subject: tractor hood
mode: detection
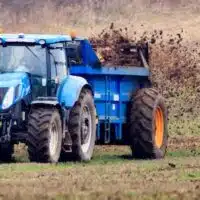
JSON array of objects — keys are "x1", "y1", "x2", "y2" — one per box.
[{"x1": 0, "y1": 72, "x2": 31, "y2": 110}]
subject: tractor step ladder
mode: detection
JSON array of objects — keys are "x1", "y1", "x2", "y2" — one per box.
[{"x1": 104, "y1": 75, "x2": 111, "y2": 143}]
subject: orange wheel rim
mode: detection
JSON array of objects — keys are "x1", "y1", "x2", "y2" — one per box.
[{"x1": 155, "y1": 107, "x2": 164, "y2": 148}]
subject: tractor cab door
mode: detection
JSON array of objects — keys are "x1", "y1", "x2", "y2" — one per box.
[
  {"x1": 49, "y1": 43, "x2": 67, "y2": 96},
  {"x1": 30, "y1": 74, "x2": 47, "y2": 99}
]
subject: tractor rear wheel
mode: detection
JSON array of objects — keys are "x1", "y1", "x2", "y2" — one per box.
[
  {"x1": 67, "y1": 89, "x2": 96, "y2": 161},
  {"x1": 0, "y1": 143, "x2": 14, "y2": 162},
  {"x1": 27, "y1": 108, "x2": 62, "y2": 163},
  {"x1": 128, "y1": 88, "x2": 168, "y2": 159}
]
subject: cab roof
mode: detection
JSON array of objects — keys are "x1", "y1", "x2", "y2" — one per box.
[{"x1": 0, "y1": 33, "x2": 85, "y2": 44}]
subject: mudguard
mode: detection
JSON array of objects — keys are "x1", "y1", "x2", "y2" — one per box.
[{"x1": 57, "y1": 75, "x2": 92, "y2": 108}]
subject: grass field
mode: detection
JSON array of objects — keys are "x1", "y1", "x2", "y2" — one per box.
[{"x1": 0, "y1": 137, "x2": 197, "y2": 200}]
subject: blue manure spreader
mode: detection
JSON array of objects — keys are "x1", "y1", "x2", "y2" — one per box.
[{"x1": 0, "y1": 32, "x2": 168, "y2": 163}]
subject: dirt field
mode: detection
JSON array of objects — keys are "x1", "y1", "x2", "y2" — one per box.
[
  {"x1": 0, "y1": 1, "x2": 200, "y2": 199},
  {"x1": 0, "y1": 137, "x2": 197, "y2": 200}
]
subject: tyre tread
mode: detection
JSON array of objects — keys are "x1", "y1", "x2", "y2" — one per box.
[{"x1": 129, "y1": 88, "x2": 168, "y2": 159}]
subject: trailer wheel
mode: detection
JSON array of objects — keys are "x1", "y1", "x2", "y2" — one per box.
[
  {"x1": 68, "y1": 89, "x2": 96, "y2": 161},
  {"x1": 27, "y1": 108, "x2": 62, "y2": 163},
  {"x1": 129, "y1": 88, "x2": 168, "y2": 159},
  {"x1": 0, "y1": 143, "x2": 14, "y2": 162}
]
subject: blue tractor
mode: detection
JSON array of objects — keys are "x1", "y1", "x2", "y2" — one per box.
[{"x1": 0, "y1": 33, "x2": 168, "y2": 163}]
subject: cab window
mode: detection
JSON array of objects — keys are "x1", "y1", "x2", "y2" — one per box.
[
  {"x1": 49, "y1": 43, "x2": 67, "y2": 82},
  {"x1": 66, "y1": 41, "x2": 82, "y2": 65},
  {"x1": 0, "y1": 44, "x2": 46, "y2": 76}
]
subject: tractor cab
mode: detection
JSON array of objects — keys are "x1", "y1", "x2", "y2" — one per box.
[{"x1": 0, "y1": 34, "x2": 69, "y2": 102}]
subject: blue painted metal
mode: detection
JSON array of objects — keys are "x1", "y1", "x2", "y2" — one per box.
[
  {"x1": 56, "y1": 75, "x2": 90, "y2": 108},
  {"x1": 79, "y1": 40, "x2": 101, "y2": 67},
  {"x1": 70, "y1": 65, "x2": 150, "y2": 76},
  {"x1": 0, "y1": 34, "x2": 73, "y2": 45},
  {"x1": 0, "y1": 72, "x2": 31, "y2": 110},
  {"x1": 67, "y1": 40, "x2": 150, "y2": 143},
  {"x1": 70, "y1": 65, "x2": 150, "y2": 143},
  {"x1": 0, "y1": 71, "x2": 88, "y2": 112}
]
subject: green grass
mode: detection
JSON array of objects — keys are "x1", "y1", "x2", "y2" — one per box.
[
  {"x1": 182, "y1": 172, "x2": 200, "y2": 181},
  {"x1": 167, "y1": 149, "x2": 200, "y2": 157},
  {"x1": 0, "y1": 137, "x2": 198, "y2": 200},
  {"x1": 1, "y1": 143, "x2": 199, "y2": 171},
  {"x1": 11, "y1": 142, "x2": 200, "y2": 167},
  {"x1": 0, "y1": 143, "x2": 199, "y2": 200}
]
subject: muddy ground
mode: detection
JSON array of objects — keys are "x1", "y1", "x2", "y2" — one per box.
[
  {"x1": 0, "y1": 136, "x2": 197, "y2": 200},
  {"x1": 0, "y1": 158, "x2": 199, "y2": 200}
]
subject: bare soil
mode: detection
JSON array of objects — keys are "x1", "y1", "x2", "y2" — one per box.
[
  {"x1": 169, "y1": 136, "x2": 200, "y2": 152},
  {"x1": 0, "y1": 136, "x2": 199, "y2": 200}
]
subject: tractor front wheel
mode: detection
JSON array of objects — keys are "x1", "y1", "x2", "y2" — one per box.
[
  {"x1": 27, "y1": 108, "x2": 62, "y2": 163},
  {"x1": 129, "y1": 88, "x2": 168, "y2": 159}
]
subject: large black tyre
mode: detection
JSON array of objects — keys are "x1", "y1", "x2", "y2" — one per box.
[
  {"x1": 27, "y1": 108, "x2": 62, "y2": 163},
  {"x1": 67, "y1": 89, "x2": 96, "y2": 161},
  {"x1": 0, "y1": 143, "x2": 14, "y2": 162},
  {"x1": 129, "y1": 88, "x2": 168, "y2": 159}
]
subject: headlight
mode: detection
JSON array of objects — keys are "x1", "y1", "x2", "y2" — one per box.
[
  {"x1": 2, "y1": 87, "x2": 15, "y2": 110},
  {"x1": 39, "y1": 39, "x2": 46, "y2": 45}
]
